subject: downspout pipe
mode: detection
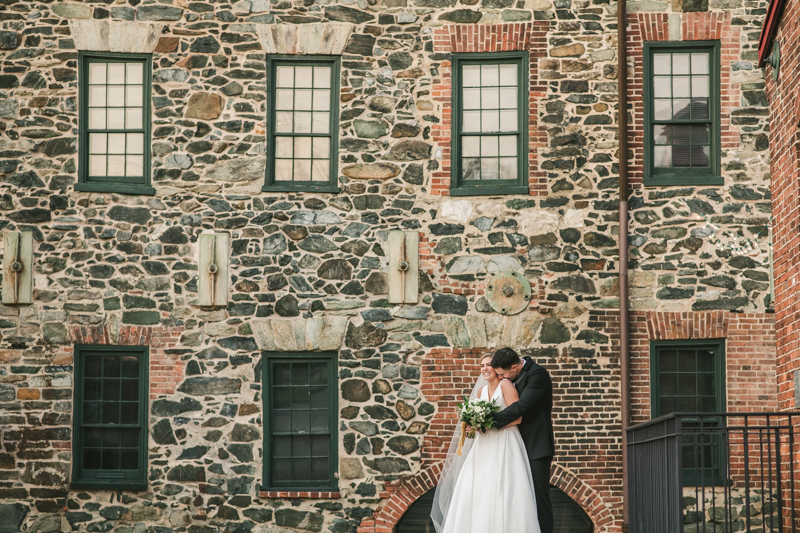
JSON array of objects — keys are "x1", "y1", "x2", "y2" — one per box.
[{"x1": 617, "y1": 0, "x2": 631, "y2": 529}]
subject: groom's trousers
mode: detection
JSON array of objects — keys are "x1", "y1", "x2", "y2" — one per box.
[{"x1": 530, "y1": 457, "x2": 554, "y2": 533}]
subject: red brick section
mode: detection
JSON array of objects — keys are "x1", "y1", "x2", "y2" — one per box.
[
  {"x1": 626, "y1": 12, "x2": 742, "y2": 187},
  {"x1": 628, "y1": 311, "x2": 778, "y2": 423},
  {"x1": 429, "y1": 22, "x2": 551, "y2": 196},
  {"x1": 69, "y1": 325, "x2": 185, "y2": 399},
  {"x1": 259, "y1": 491, "x2": 340, "y2": 499},
  {"x1": 359, "y1": 337, "x2": 626, "y2": 532}
]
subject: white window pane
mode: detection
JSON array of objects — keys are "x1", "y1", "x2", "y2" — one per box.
[
  {"x1": 108, "y1": 108, "x2": 125, "y2": 129},
  {"x1": 311, "y1": 112, "x2": 328, "y2": 134},
  {"x1": 125, "y1": 108, "x2": 142, "y2": 129},
  {"x1": 90, "y1": 133, "x2": 107, "y2": 154},
  {"x1": 275, "y1": 159, "x2": 293, "y2": 181},
  {"x1": 481, "y1": 110, "x2": 499, "y2": 132},
  {"x1": 89, "y1": 155, "x2": 106, "y2": 176},
  {"x1": 654, "y1": 146, "x2": 672, "y2": 168},
  {"x1": 653, "y1": 100, "x2": 671, "y2": 120},
  {"x1": 691, "y1": 53, "x2": 708, "y2": 74},
  {"x1": 127, "y1": 133, "x2": 144, "y2": 155},
  {"x1": 294, "y1": 159, "x2": 311, "y2": 181},
  {"x1": 107, "y1": 85, "x2": 125, "y2": 105},
  {"x1": 499, "y1": 87, "x2": 517, "y2": 109},
  {"x1": 89, "y1": 108, "x2": 106, "y2": 129},
  {"x1": 462, "y1": 65, "x2": 480, "y2": 87},
  {"x1": 499, "y1": 64, "x2": 517, "y2": 85},
  {"x1": 463, "y1": 88, "x2": 480, "y2": 109},
  {"x1": 653, "y1": 125, "x2": 671, "y2": 145},
  {"x1": 499, "y1": 157, "x2": 517, "y2": 180},
  {"x1": 277, "y1": 66, "x2": 294, "y2": 88},
  {"x1": 481, "y1": 64, "x2": 499, "y2": 86},
  {"x1": 312, "y1": 137, "x2": 330, "y2": 159},
  {"x1": 692, "y1": 76, "x2": 709, "y2": 98},
  {"x1": 107, "y1": 155, "x2": 126, "y2": 176},
  {"x1": 275, "y1": 137, "x2": 293, "y2": 157},
  {"x1": 673, "y1": 54, "x2": 690, "y2": 74},
  {"x1": 653, "y1": 77, "x2": 671, "y2": 98},
  {"x1": 89, "y1": 63, "x2": 106, "y2": 84},
  {"x1": 276, "y1": 111, "x2": 293, "y2": 133},
  {"x1": 295, "y1": 66, "x2": 313, "y2": 88},
  {"x1": 481, "y1": 88, "x2": 499, "y2": 109},
  {"x1": 480, "y1": 136, "x2": 498, "y2": 157},
  {"x1": 463, "y1": 136, "x2": 479, "y2": 155},
  {"x1": 313, "y1": 89, "x2": 330, "y2": 111},
  {"x1": 276, "y1": 89, "x2": 293, "y2": 110},
  {"x1": 108, "y1": 133, "x2": 126, "y2": 154},
  {"x1": 312, "y1": 159, "x2": 329, "y2": 181},
  {"x1": 499, "y1": 110, "x2": 517, "y2": 131},
  {"x1": 481, "y1": 158, "x2": 499, "y2": 180},
  {"x1": 672, "y1": 76, "x2": 690, "y2": 98},
  {"x1": 89, "y1": 85, "x2": 106, "y2": 107},
  {"x1": 672, "y1": 99, "x2": 690, "y2": 119},
  {"x1": 294, "y1": 137, "x2": 312, "y2": 159},
  {"x1": 295, "y1": 89, "x2": 312, "y2": 111},
  {"x1": 126, "y1": 63, "x2": 143, "y2": 84},
  {"x1": 498, "y1": 136, "x2": 516, "y2": 156},
  {"x1": 294, "y1": 112, "x2": 312, "y2": 133},
  {"x1": 108, "y1": 63, "x2": 125, "y2": 84},
  {"x1": 126, "y1": 155, "x2": 143, "y2": 177},
  {"x1": 462, "y1": 110, "x2": 480, "y2": 132},
  {"x1": 462, "y1": 158, "x2": 480, "y2": 180},
  {"x1": 314, "y1": 66, "x2": 331, "y2": 88},
  {"x1": 126, "y1": 86, "x2": 143, "y2": 107},
  {"x1": 653, "y1": 54, "x2": 671, "y2": 75}
]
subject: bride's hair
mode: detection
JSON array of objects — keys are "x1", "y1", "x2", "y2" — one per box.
[{"x1": 491, "y1": 347, "x2": 521, "y2": 370}]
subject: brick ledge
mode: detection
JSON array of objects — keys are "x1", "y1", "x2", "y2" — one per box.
[{"x1": 259, "y1": 491, "x2": 341, "y2": 499}]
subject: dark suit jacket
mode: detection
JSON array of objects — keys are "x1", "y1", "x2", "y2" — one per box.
[{"x1": 493, "y1": 356, "x2": 555, "y2": 461}]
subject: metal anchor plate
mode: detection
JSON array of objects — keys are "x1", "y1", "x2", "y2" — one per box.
[{"x1": 485, "y1": 270, "x2": 531, "y2": 316}]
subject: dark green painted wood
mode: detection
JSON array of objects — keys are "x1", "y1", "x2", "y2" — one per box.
[
  {"x1": 643, "y1": 41, "x2": 722, "y2": 186},
  {"x1": 71, "y1": 344, "x2": 149, "y2": 490},
  {"x1": 450, "y1": 51, "x2": 529, "y2": 195},
  {"x1": 261, "y1": 351, "x2": 338, "y2": 491},
  {"x1": 77, "y1": 52, "x2": 153, "y2": 195}
]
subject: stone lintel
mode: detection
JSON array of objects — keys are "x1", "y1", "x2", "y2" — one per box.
[
  {"x1": 256, "y1": 23, "x2": 354, "y2": 56},
  {"x1": 444, "y1": 313, "x2": 542, "y2": 349},
  {"x1": 69, "y1": 19, "x2": 164, "y2": 54},
  {"x1": 251, "y1": 317, "x2": 349, "y2": 352}
]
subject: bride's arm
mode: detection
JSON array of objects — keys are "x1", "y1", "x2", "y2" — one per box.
[{"x1": 499, "y1": 380, "x2": 523, "y2": 426}]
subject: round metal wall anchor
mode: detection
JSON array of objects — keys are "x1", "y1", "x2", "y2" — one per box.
[
  {"x1": 10, "y1": 261, "x2": 22, "y2": 273},
  {"x1": 398, "y1": 261, "x2": 409, "y2": 272},
  {"x1": 208, "y1": 263, "x2": 219, "y2": 275},
  {"x1": 485, "y1": 270, "x2": 532, "y2": 316}
]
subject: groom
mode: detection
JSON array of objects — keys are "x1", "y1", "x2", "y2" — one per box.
[{"x1": 491, "y1": 348, "x2": 555, "y2": 533}]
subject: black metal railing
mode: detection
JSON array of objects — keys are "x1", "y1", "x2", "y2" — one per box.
[{"x1": 627, "y1": 412, "x2": 800, "y2": 533}]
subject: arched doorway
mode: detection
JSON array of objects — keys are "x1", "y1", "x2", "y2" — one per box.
[{"x1": 394, "y1": 486, "x2": 593, "y2": 532}]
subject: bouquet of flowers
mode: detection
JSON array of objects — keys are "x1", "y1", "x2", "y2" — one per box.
[{"x1": 456, "y1": 396, "x2": 501, "y2": 455}]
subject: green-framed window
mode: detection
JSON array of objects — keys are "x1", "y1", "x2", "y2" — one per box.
[
  {"x1": 71, "y1": 345, "x2": 149, "y2": 490},
  {"x1": 77, "y1": 52, "x2": 153, "y2": 195},
  {"x1": 262, "y1": 352, "x2": 338, "y2": 490},
  {"x1": 450, "y1": 52, "x2": 529, "y2": 196},
  {"x1": 264, "y1": 56, "x2": 340, "y2": 193},
  {"x1": 644, "y1": 41, "x2": 721, "y2": 186},
  {"x1": 650, "y1": 339, "x2": 726, "y2": 485}
]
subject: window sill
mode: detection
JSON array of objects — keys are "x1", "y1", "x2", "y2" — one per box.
[
  {"x1": 259, "y1": 491, "x2": 341, "y2": 499},
  {"x1": 449, "y1": 185, "x2": 530, "y2": 196},
  {"x1": 262, "y1": 185, "x2": 340, "y2": 194},
  {"x1": 74, "y1": 183, "x2": 156, "y2": 196},
  {"x1": 71, "y1": 481, "x2": 147, "y2": 491},
  {"x1": 644, "y1": 176, "x2": 723, "y2": 187}
]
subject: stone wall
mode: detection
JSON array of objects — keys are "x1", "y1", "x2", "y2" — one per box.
[{"x1": 0, "y1": 0, "x2": 776, "y2": 531}]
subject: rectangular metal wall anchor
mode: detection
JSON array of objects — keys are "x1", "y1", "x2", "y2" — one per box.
[
  {"x1": 198, "y1": 233, "x2": 229, "y2": 306},
  {"x1": 2, "y1": 231, "x2": 33, "y2": 305},
  {"x1": 388, "y1": 230, "x2": 419, "y2": 304}
]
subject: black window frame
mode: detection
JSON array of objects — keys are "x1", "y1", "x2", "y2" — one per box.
[
  {"x1": 450, "y1": 51, "x2": 529, "y2": 196},
  {"x1": 264, "y1": 55, "x2": 341, "y2": 193},
  {"x1": 643, "y1": 41, "x2": 722, "y2": 186},
  {"x1": 650, "y1": 339, "x2": 727, "y2": 486},
  {"x1": 261, "y1": 351, "x2": 338, "y2": 491},
  {"x1": 71, "y1": 344, "x2": 149, "y2": 490},
  {"x1": 77, "y1": 51, "x2": 154, "y2": 196}
]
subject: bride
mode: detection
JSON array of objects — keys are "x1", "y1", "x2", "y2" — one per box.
[{"x1": 431, "y1": 355, "x2": 541, "y2": 533}]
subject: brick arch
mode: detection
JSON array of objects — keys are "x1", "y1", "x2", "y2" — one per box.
[{"x1": 550, "y1": 462, "x2": 617, "y2": 532}]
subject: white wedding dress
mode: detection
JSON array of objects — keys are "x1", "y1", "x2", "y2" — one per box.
[{"x1": 440, "y1": 384, "x2": 541, "y2": 533}]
